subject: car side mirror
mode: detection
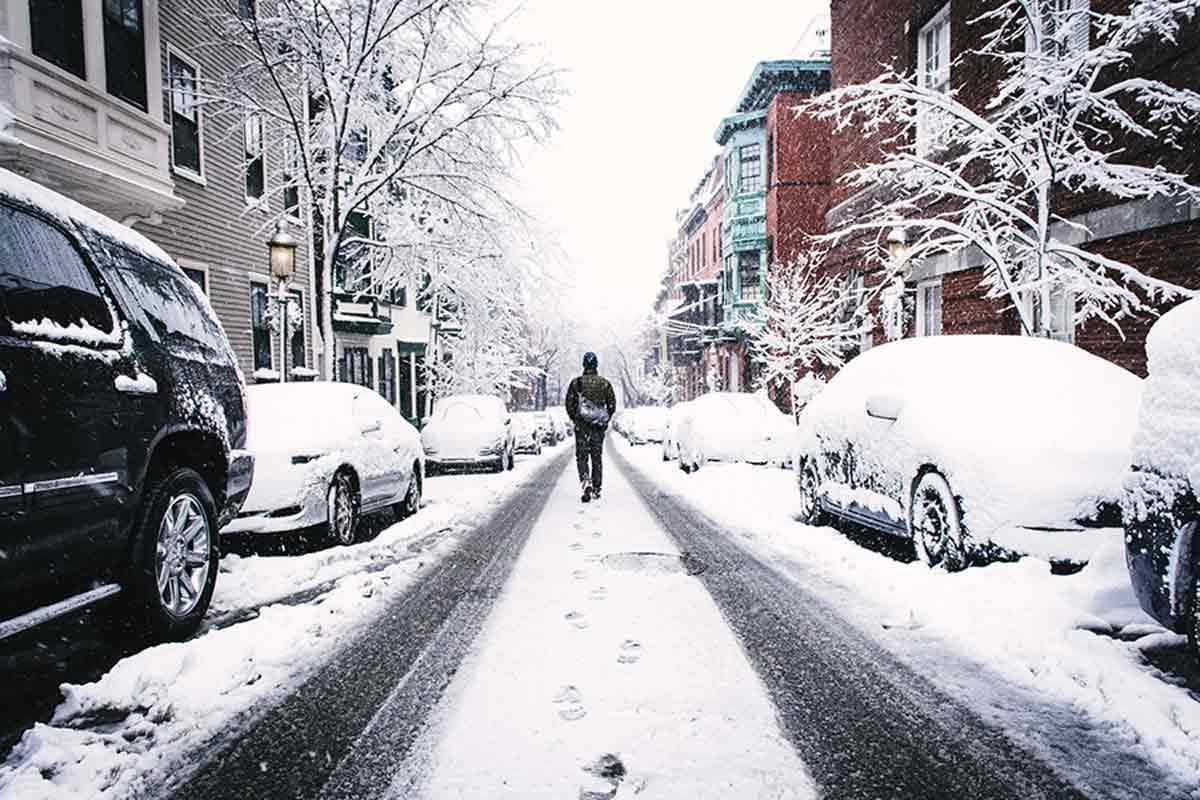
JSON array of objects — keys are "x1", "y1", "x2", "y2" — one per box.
[{"x1": 865, "y1": 392, "x2": 904, "y2": 422}]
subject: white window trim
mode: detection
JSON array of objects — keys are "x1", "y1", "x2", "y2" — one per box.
[
  {"x1": 916, "y1": 3, "x2": 952, "y2": 156},
  {"x1": 243, "y1": 112, "x2": 268, "y2": 210},
  {"x1": 177, "y1": 258, "x2": 210, "y2": 295},
  {"x1": 282, "y1": 137, "x2": 303, "y2": 223},
  {"x1": 167, "y1": 45, "x2": 206, "y2": 185},
  {"x1": 1024, "y1": 0, "x2": 1090, "y2": 62},
  {"x1": 915, "y1": 277, "x2": 943, "y2": 337},
  {"x1": 1020, "y1": 285, "x2": 1076, "y2": 343}
]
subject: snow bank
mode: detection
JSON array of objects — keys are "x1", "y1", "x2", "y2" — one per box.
[
  {"x1": 0, "y1": 447, "x2": 566, "y2": 799},
  {"x1": 0, "y1": 167, "x2": 172, "y2": 265},
  {"x1": 1129, "y1": 297, "x2": 1199, "y2": 483},
  {"x1": 618, "y1": 440, "x2": 1200, "y2": 787}
]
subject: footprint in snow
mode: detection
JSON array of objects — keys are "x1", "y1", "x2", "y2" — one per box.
[
  {"x1": 573, "y1": 522, "x2": 584, "y2": 530},
  {"x1": 565, "y1": 611, "x2": 590, "y2": 629},
  {"x1": 617, "y1": 639, "x2": 642, "y2": 664},
  {"x1": 569, "y1": 542, "x2": 585, "y2": 551},
  {"x1": 592, "y1": 530, "x2": 602, "y2": 538},
  {"x1": 553, "y1": 685, "x2": 587, "y2": 722},
  {"x1": 572, "y1": 569, "x2": 588, "y2": 581},
  {"x1": 589, "y1": 586, "x2": 608, "y2": 601}
]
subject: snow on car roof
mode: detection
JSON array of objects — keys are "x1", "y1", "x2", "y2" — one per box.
[{"x1": 0, "y1": 166, "x2": 174, "y2": 264}]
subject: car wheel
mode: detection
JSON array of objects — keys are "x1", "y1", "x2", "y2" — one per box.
[
  {"x1": 327, "y1": 470, "x2": 361, "y2": 546},
  {"x1": 395, "y1": 465, "x2": 422, "y2": 520},
  {"x1": 797, "y1": 460, "x2": 827, "y2": 526},
  {"x1": 126, "y1": 467, "x2": 218, "y2": 641},
  {"x1": 507, "y1": 448, "x2": 515, "y2": 471},
  {"x1": 910, "y1": 470, "x2": 970, "y2": 571},
  {"x1": 1185, "y1": 522, "x2": 1200, "y2": 662}
]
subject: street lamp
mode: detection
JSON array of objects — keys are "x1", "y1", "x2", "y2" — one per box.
[
  {"x1": 268, "y1": 220, "x2": 298, "y2": 382},
  {"x1": 886, "y1": 226, "x2": 909, "y2": 268}
]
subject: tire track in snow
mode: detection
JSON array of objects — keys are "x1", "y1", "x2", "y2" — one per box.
[
  {"x1": 614, "y1": 446, "x2": 1105, "y2": 800},
  {"x1": 156, "y1": 450, "x2": 570, "y2": 800}
]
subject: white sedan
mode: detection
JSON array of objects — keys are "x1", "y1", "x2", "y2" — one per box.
[
  {"x1": 223, "y1": 382, "x2": 424, "y2": 546},
  {"x1": 795, "y1": 336, "x2": 1141, "y2": 569},
  {"x1": 421, "y1": 394, "x2": 515, "y2": 473},
  {"x1": 676, "y1": 392, "x2": 795, "y2": 472}
]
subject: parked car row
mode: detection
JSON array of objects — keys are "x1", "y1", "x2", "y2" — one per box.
[
  {"x1": 658, "y1": 320, "x2": 1199, "y2": 663},
  {"x1": 613, "y1": 406, "x2": 667, "y2": 445},
  {"x1": 0, "y1": 170, "x2": 560, "y2": 646}
]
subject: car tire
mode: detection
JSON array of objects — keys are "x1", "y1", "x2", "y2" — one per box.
[
  {"x1": 910, "y1": 470, "x2": 971, "y2": 571},
  {"x1": 125, "y1": 467, "x2": 219, "y2": 641},
  {"x1": 327, "y1": 470, "x2": 361, "y2": 546},
  {"x1": 797, "y1": 460, "x2": 827, "y2": 526},
  {"x1": 506, "y1": 448, "x2": 515, "y2": 471},
  {"x1": 1185, "y1": 522, "x2": 1200, "y2": 662},
  {"x1": 395, "y1": 465, "x2": 422, "y2": 520}
]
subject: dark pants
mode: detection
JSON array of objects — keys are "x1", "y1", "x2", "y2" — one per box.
[{"x1": 575, "y1": 424, "x2": 606, "y2": 490}]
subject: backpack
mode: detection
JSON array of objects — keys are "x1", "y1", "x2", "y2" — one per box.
[{"x1": 578, "y1": 395, "x2": 610, "y2": 428}]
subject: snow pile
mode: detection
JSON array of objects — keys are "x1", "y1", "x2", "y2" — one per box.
[
  {"x1": 11, "y1": 317, "x2": 122, "y2": 347},
  {"x1": 619, "y1": 440, "x2": 1200, "y2": 788},
  {"x1": 796, "y1": 336, "x2": 1142, "y2": 535},
  {"x1": 1127, "y1": 298, "x2": 1200, "y2": 488},
  {"x1": 0, "y1": 449, "x2": 561, "y2": 799},
  {"x1": 0, "y1": 167, "x2": 173, "y2": 265}
]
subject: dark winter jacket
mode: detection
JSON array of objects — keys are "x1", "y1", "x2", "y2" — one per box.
[{"x1": 566, "y1": 368, "x2": 617, "y2": 430}]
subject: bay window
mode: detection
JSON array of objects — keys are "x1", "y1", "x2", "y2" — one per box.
[
  {"x1": 103, "y1": 0, "x2": 147, "y2": 111},
  {"x1": 30, "y1": 0, "x2": 85, "y2": 79}
]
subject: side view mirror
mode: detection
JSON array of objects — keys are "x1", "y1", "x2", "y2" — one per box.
[{"x1": 865, "y1": 392, "x2": 904, "y2": 422}]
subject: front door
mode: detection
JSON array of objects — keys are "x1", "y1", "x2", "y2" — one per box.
[{"x1": 0, "y1": 202, "x2": 136, "y2": 607}]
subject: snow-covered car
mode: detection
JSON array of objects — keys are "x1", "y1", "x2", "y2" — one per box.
[
  {"x1": 511, "y1": 412, "x2": 544, "y2": 455},
  {"x1": 223, "y1": 383, "x2": 424, "y2": 545},
  {"x1": 548, "y1": 406, "x2": 573, "y2": 438},
  {"x1": 533, "y1": 411, "x2": 558, "y2": 445},
  {"x1": 0, "y1": 167, "x2": 253, "y2": 642},
  {"x1": 421, "y1": 394, "x2": 515, "y2": 473},
  {"x1": 676, "y1": 392, "x2": 796, "y2": 472},
  {"x1": 661, "y1": 401, "x2": 695, "y2": 462},
  {"x1": 1123, "y1": 298, "x2": 1200, "y2": 657},
  {"x1": 625, "y1": 407, "x2": 668, "y2": 445},
  {"x1": 795, "y1": 336, "x2": 1141, "y2": 570}
]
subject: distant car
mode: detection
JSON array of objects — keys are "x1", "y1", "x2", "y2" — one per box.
[
  {"x1": 548, "y1": 406, "x2": 574, "y2": 437},
  {"x1": 676, "y1": 392, "x2": 795, "y2": 472},
  {"x1": 421, "y1": 395, "x2": 515, "y2": 473},
  {"x1": 0, "y1": 167, "x2": 252, "y2": 641},
  {"x1": 533, "y1": 411, "x2": 558, "y2": 445},
  {"x1": 1123, "y1": 299, "x2": 1199, "y2": 657},
  {"x1": 795, "y1": 336, "x2": 1140, "y2": 570},
  {"x1": 625, "y1": 407, "x2": 668, "y2": 445},
  {"x1": 223, "y1": 383, "x2": 423, "y2": 545},
  {"x1": 661, "y1": 401, "x2": 695, "y2": 462},
  {"x1": 512, "y1": 412, "x2": 544, "y2": 455}
]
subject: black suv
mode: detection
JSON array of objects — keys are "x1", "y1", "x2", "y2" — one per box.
[{"x1": 0, "y1": 169, "x2": 252, "y2": 641}]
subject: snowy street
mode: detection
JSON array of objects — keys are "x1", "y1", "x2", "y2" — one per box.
[{"x1": 6, "y1": 441, "x2": 1197, "y2": 798}]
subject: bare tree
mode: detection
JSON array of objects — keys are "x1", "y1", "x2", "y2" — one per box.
[
  {"x1": 807, "y1": 0, "x2": 1200, "y2": 336},
  {"x1": 210, "y1": 0, "x2": 562, "y2": 377},
  {"x1": 750, "y1": 252, "x2": 863, "y2": 420}
]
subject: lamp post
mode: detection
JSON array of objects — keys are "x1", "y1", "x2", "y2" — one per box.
[{"x1": 268, "y1": 219, "x2": 298, "y2": 383}]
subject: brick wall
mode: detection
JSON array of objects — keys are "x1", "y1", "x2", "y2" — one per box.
[{"x1": 766, "y1": 91, "x2": 831, "y2": 266}]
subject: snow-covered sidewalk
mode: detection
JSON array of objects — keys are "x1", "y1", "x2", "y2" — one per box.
[
  {"x1": 615, "y1": 439, "x2": 1200, "y2": 791},
  {"x1": 0, "y1": 449, "x2": 567, "y2": 800},
  {"x1": 397, "y1": 453, "x2": 815, "y2": 798}
]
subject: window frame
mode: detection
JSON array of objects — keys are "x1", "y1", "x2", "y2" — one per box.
[
  {"x1": 29, "y1": 0, "x2": 86, "y2": 80},
  {"x1": 915, "y1": 277, "x2": 943, "y2": 337},
  {"x1": 282, "y1": 136, "x2": 302, "y2": 222},
  {"x1": 249, "y1": 276, "x2": 273, "y2": 371},
  {"x1": 1024, "y1": 0, "x2": 1090, "y2": 62},
  {"x1": 916, "y1": 3, "x2": 952, "y2": 156},
  {"x1": 738, "y1": 143, "x2": 763, "y2": 194},
  {"x1": 1020, "y1": 285, "x2": 1076, "y2": 343},
  {"x1": 178, "y1": 259, "x2": 209, "y2": 295},
  {"x1": 288, "y1": 287, "x2": 306, "y2": 370},
  {"x1": 102, "y1": 0, "x2": 148, "y2": 112},
  {"x1": 243, "y1": 112, "x2": 267, "y2": 208},
  {"x1": 167, "y1": 46, "x2": 205, "y2": 183}
]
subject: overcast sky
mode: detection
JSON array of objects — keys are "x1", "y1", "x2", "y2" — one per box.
[{"x1": 507, "y1": 0, "x2": 831, "y2": 334}]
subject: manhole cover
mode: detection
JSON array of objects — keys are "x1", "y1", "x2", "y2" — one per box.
[{"x1": 601, "y1": 552, "x2": 706, "y2": 576}]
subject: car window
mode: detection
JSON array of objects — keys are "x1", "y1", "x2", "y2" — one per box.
[
  {"x1": 0, "y1": 203, "x2": 115, "y2": 338},
  {"x1": 441, "y1": 402, "x2": 484, "y2": 424},
  {"x1": 103, "y1": 247, "x2": 232, "y2": 364}
]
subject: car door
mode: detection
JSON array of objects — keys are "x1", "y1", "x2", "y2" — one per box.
[
  {"x1": 0, "y1": 202, "x2": 141, "y2": 601},
  {"x1": 352, "y1": 390, "x2": 407, "y2": 508}
]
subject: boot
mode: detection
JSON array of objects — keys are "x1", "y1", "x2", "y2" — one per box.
[{"x1": 581, "y1": 480, "x2": 592, "y2": 503}]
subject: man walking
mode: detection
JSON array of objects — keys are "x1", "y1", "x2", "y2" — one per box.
[{"x1": 565, "y1": 352, "x2": 617, "y2": 503}]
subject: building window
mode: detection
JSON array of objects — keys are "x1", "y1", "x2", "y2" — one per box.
[
  {"x1": 916, "y1": 278, "x2": 943, "y2": 337},
  {"x1": 244, "y1": 114, "x2": 265, "y2": 203},
  {"x1": 341, "y1": 346, "x2": 372, "y2": 388},
  {"x1": 182, "y1": 266, "x2": 207, "y2": 294},
  {"x1": 238, "y1": 0, "x2": 256, "y2": 19},
  {"x1": 283, "y1": 137, "x2": 301, "y2": 219},
  {"x1": 739, "y1": 143, "x2": 762, "y2": 193},
  {"x1": 738, "y1": 251, "x2": 761, "y2": 302},
  {"x1": 250, "y1": 281, "x2": 272, "y2": 370},
  {"x1": 103, "y1": 0, "x2": 147, "y2": 111},
  {"x1": 1021, "y1": 286, "x2": 1075, "y2": 342},
  {"x1": 398, "y1": 352, "x2": 414, "y2": 419},
  {"x1": 336, "y1": 210, "x2": 374, "y2": 294},
  {"x1": 379, "y1": 349, "x2": 396, "y2": 405},
  {"x1": 289, "y1": 289, "x2": 306, "y2": 369},
  {"x1": 1026, "y1": 0, "x2": 1089, "y2": 60},
  {"x1": 30, "y1": 0, "x2": 85, "y2": 79},
  {"x1": 917, "y1": 4, "x2": 951, "y2": 154},
  {"x1": 169, "y1": 52, "x2": 203, "y2": 178},
  {"x1": 766, "y1": 133, "x2": 775, "y2": 189}
]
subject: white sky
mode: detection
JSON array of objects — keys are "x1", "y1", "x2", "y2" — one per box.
[{"x1": 508, "y1": 0, "x2": 831, "y2": 333}]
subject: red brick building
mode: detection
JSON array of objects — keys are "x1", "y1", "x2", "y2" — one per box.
[{"x1": 825, "y1": 0, "x2": 1200, "y2": 375}]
